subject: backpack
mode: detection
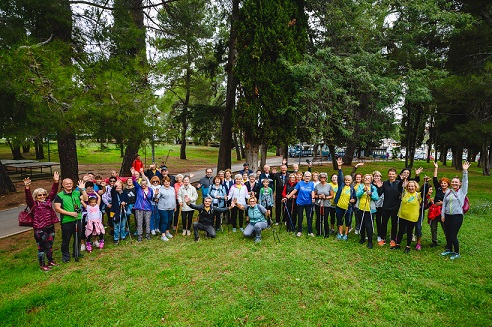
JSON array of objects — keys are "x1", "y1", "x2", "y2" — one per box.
[{"x1": 449, "y1": 190, "x2": 470, "y2": 214}]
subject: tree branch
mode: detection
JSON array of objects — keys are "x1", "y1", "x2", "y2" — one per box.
[
  {"x1": 18, "y1": 35, "x2": 53, "y2": 49},
  {"x1": 69, "y1": 0, "x2": 179, "y2": 11}
]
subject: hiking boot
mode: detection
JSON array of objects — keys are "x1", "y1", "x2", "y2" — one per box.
[
  {"x1": 99, "y1": 239, "x2": 105, "y2": 249},
  {"x1": 450, "y1": 253, "x2": 461, "y2": 260},
  {"x1": 86, "y1": 242, "x2": 92, "y2": 252}
]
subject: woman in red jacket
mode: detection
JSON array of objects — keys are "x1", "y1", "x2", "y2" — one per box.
[{"x1": 24, "y1": 172, "x2": 60, "y2": 271}]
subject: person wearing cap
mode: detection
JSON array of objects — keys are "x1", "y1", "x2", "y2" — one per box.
[
  {"x1": 240, "y1": 163, "x2": 253, "y2": 175},
  {"x1": 132, "y1": 154, "x2": 144, "y2": 172},
  {"x1": 160, "y1": 165, "x2": 176, "y2": 186}
]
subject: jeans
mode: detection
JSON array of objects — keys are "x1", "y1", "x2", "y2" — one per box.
[
  {"x1": 297, "y1": 204, "x2": 313, "y2": 234},
  {"x1": 61, "y1": 220, "x2": 83, "y2": 262},
  {"x1": 151, "y1": 205, "x2": 159, "y2": 231},
  {"x1": 243, "y1": 221, "x2": 268, "y2": 238},
  {"x1": 158, "y1": 209, "x2": 174, "y2": 233},
  {"x1": 114, "y1": 216, "x2": 128, "y2": 241}
]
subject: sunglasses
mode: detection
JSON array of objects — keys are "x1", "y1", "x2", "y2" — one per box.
[{"x1": 152, "y1": 181, "x2": 159, "y2": 184}]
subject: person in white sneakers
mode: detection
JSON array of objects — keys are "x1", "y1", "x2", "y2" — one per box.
[
  {"x1": 177, "y1": 176, "x2": 198, "y2": 236},
  {"x1": 155, "y1": 176, "x2": 176, "y2": 241}
]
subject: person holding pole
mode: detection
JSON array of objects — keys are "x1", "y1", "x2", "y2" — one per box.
[
  {"x1": 356, "y1": 174, "x2": 379, "y2": 249},
  {"x1": 314, "y1": 172, "x2": 334, "y2": 237}
]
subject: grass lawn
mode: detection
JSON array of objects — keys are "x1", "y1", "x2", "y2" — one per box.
[{"x1": 0, "y1": 160, "x2": 491, "y2": 326}]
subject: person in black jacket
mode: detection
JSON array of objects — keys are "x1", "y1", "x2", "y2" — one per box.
[
  {"x1": 185, "y1": 196, "x2": 235, "y2": 242},
  {"x1": 272, "y1": 164, "x2": 289, "y2": 225},
  {"x1": 110, "y1": 181, "x2": 129, "y2": 244}
]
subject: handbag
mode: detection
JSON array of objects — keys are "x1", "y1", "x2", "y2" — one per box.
[
  {"x1": 427, "y1": 204, "x2": 442, "y2": 220},
  {"x1": 18, "y1": 207, "x2": 34, "y2": 227}
]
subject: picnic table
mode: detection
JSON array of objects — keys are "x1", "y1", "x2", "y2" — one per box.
[
  {"x1": 0, "y1": 159, "x2": 38, "y2": 165},
  {"x1": 4, "y1": 161, "x2": 60, "y2": 179}
]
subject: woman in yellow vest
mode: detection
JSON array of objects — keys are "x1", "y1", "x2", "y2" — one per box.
[{"x1": 391, "y1": 180, "x2": 422, "y2": 253}]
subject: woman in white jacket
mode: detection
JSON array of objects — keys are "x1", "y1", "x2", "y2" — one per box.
[
  {"x1": 177, "y1": 176, "x2": 198, "y2": 236},
  {"x1": 228, "y1": 174, "x2": 250, "y2": 232}
]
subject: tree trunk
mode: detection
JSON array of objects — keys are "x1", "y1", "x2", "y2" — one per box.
[
  {"x1": 22, "y1": 142, "x2": 30, "y2": 153},
  {"x1": 120, "y1": 138, "x2": 141, "y2": 177},
  {"x1": 328, "y1": 144, "x2": 337, "y2": 170},
  {"x1": 282, "y1": 144, "x2": 288, "y2": 163},
  {"x1": 217, "y1": 0, "x2": 239, "y2": 171},
  {"x1": 9, "y1": 143, "x2": 23, "y2": 160},
  {"x1": 34, "y1": 136, "x2": 45, "y2": 159},
  {"x1": 344, "y1": 142, "x2": 356, "y2": 165},
  {"x1": 259, "y1": 144, "x2": 267, "y2": 169},
  {"x1": 244, "y1": 141, "x2": 260, "y2": 172},
  {"x1": 481, "y1": 141, "x2": 490, "y2": 175},
  {"x1": 0, "y1": 163, "x2": 16, "y2": 195},
  {"x1": 239, "y1": 131, "x2": 246, "y2": 159},
  {"x1": 454, "y1": 147, "x2": 463, "y2": 170},
  {"x1": 57, "y1": 128, "x2": 79, "y2": 182},
  {"x1": 233, "y1": 131, "x2": 241, "y2": 161}
]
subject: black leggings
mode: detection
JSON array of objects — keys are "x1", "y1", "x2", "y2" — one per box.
[
  {"x1": 229, "y1": 207, "x2": 244, "y2": 228},
  {"x1": 444, "y1": 214, "x2": 463, "y2": 253},
  {"x1": 397, "y1": 219, "x2": 416, "y2": 247},
  {"x1": 375, "y1": 207, "x2": 383, "y2": 238},
  {"x1": 328, "y1": 207, "x2": 336, "y2": 226},
  {"x1": 358, "y1": 210, "x2": 374, "y2": 244},
  {"x1": 182, "y1": 211, "x2": 194, "y2": 230},
  {"x1": 315, "y1": 205, "x2": 329, "y2": 237}
]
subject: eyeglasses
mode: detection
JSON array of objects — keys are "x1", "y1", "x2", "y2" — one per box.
[
  {"x1": 152, "y1": 181, "x2": 159, "y2": 184},
  {"x1": 37, "y1": 194, "x2": 47, "y2": 197},
  {"x1": 109, "y1": 180, "x2": 116, "y2": 183}
]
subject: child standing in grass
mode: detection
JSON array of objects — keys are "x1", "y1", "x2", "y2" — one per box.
[{"x1": 83, "y1": 193, "x2": 105, "y2": 252}]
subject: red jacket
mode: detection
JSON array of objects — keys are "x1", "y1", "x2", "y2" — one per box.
[{"x1": 25, "y1": 182, "x2": 59, "y2": 229}]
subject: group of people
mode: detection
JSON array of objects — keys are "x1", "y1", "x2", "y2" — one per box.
[{"x1": 24, "y1": 154, "x2": 470, "y2": 271}]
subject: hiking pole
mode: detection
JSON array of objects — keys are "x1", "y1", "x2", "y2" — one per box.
[
  {"x1": 320, "y1": 199, "x2": 325, "y2": 237},
  {"x1": 283, "y1": 201, "x2": 295, "y2": 233},
  {"x1": 74, "y1": 214, "x2": 80, "y2": 262},
  {"x1": 123, "y1": 204, "x2": 132, "y2": 245},
  {"x1": 118, "y1": 203, "x2": 125, "y2": 245},
  {"x1": 164, "y1": 149, "x2": 173, "y2": 165}
]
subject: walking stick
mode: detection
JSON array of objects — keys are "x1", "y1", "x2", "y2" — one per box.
[
  {"x1": 118, "y1": 203, "x2": 125, "y2": 245},
  {"x1": 175, "y1": 205, "x2": 182, "y2": 237},
  {"x1": 74, "y1": 215, "x2": 80, "y2": 262},
  {"x1": 123, "y1": 204, "x2": 133, "y2": 244},
  {"x1": 283, "y1": 201, "x2": 295, "y2": 233},
  {"x1": 320, "y1": 199, "x2": 325, "y2": 237}
]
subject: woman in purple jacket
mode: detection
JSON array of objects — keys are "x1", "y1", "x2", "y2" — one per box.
[
  {"x1": 131, "y1": 167, "x2": 154, "y2": 242},
  {"x1": 24, "y1": 172, "x2": 60, "y2": 271}
]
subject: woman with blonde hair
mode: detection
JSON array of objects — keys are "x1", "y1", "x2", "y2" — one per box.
[
  {"x1": 24, "y1": 172, "x2": 60, "y2": 271},
  {"x1": 391, "y1": 180, "x2": 421, "y2": 253}
]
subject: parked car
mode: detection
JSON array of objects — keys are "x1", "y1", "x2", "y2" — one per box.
[{"x1": 288, "y1": 145, "x2": 313, "y2": 157}]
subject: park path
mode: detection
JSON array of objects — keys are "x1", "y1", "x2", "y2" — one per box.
[{"x1": 0, "y1": 156, "x2": 314, "y2": 239}]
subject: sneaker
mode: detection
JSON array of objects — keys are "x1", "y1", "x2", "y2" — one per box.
[
  {"x1": 430, "y1": 241, "x2": 438, "y2": 248},
  {"x1": 93, "y1": 240, "x2": 100, "y2": 248},
  {"x1": 390, "y1": 240, "x2": 396, "y2": 247},
  {"x1": 255, "y1": 237, "x2": 262, "y2": 243},
  {"x1": 146, "y1": 234, "x2": 151, "y2": 240},
  {"x1": 412, "y1": 234, "x2": 416, "y2": 242},
  {"x1": 342, "y1": 235, "x2": 348, "y2": 241},
  {"x1": 336, "y1": 233, "x2": 342, "y2": 240},
  {"x1": 390, "y1": 244, "x2": 401, "y2": 250},
  {"x1": 114, "y1": 240, "x2": 119, "y2": 245},
  {"x1": 86, "y1": 242, "x2": 92, "y2": 252},
  {"x1": 99, "y1": 239, "x2": 105, "y2": 249},
  {"x1": 404, "y1": 247, "x2": 411, "y2": 253},
  {"x1": 195, "y1": 237, "x2": 200, "y2": 242},
  {"x1": 151, "y1": 229, "x2": 156, "y2": 235},
  {"x1": 165, "y1": 232, "x2": 173, "y2": 239},
  {"x1": 232, "y1": 228, "x2": 237, "y2": 233},
  {"x1": 308, "y1": 233, "x2": 315, "y2": 237},
  {"x1": 62, "y1": 258, "x2": 70, "y2": 263},
  {"x1": 182, "y1": 230, "x2": 187, "y2": 236},
  {"x1": 358, "y1": 239, "x2": 365, "y2": 244},
  {"x1": 160, "y1": 235, "x2": 169, "y2": 242},
  {"x1": 81, "y1": 243, "x2": 86, "y2": 252},
  {"x1": 296, "y1": 232, "x2": 302, "y2": 237},
  {"x1": 378, "y1": 240, "x2": 386, "y2": 246},
  {"x1": 240, "y1": 228, "x2": 244, "y2": 232},
  {"x1": 275, "y1": 222, "x2": 279, "y2": 226},
  {"x1": 40, "y1": 266, "x2": 51, "y2": 271},
  {"x1": 155, "y1": 229, "x2": 161, "y2": 234},
  {"x1": 354, "y1": 229, "x2": 360, "y2": 235},
  {"x1": 186, "y1": 230, "x2": 191, "y2": 236},
  {"x1": 415, "y1": 244, "x2": 421, "y2": 251},
  {"x1": 348, "y1": 227, "x2": 353, "y2": 233},
  {"x1": 367, "y1": 243, "x2": 373, "y2": 249},
  {"x1": 450, "y1": 253, "x2": 461, "y2": 260},
  {"x1": 48, "y1": 261, "x2": 59, "y2": 267},
  {"x1": 441, "y1": 250, "x2": 453, "y2": 256}
]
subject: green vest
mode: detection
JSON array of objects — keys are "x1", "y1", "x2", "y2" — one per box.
[{"x1": 57, "y1": 190, "x2": 82, "y2": 223}]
